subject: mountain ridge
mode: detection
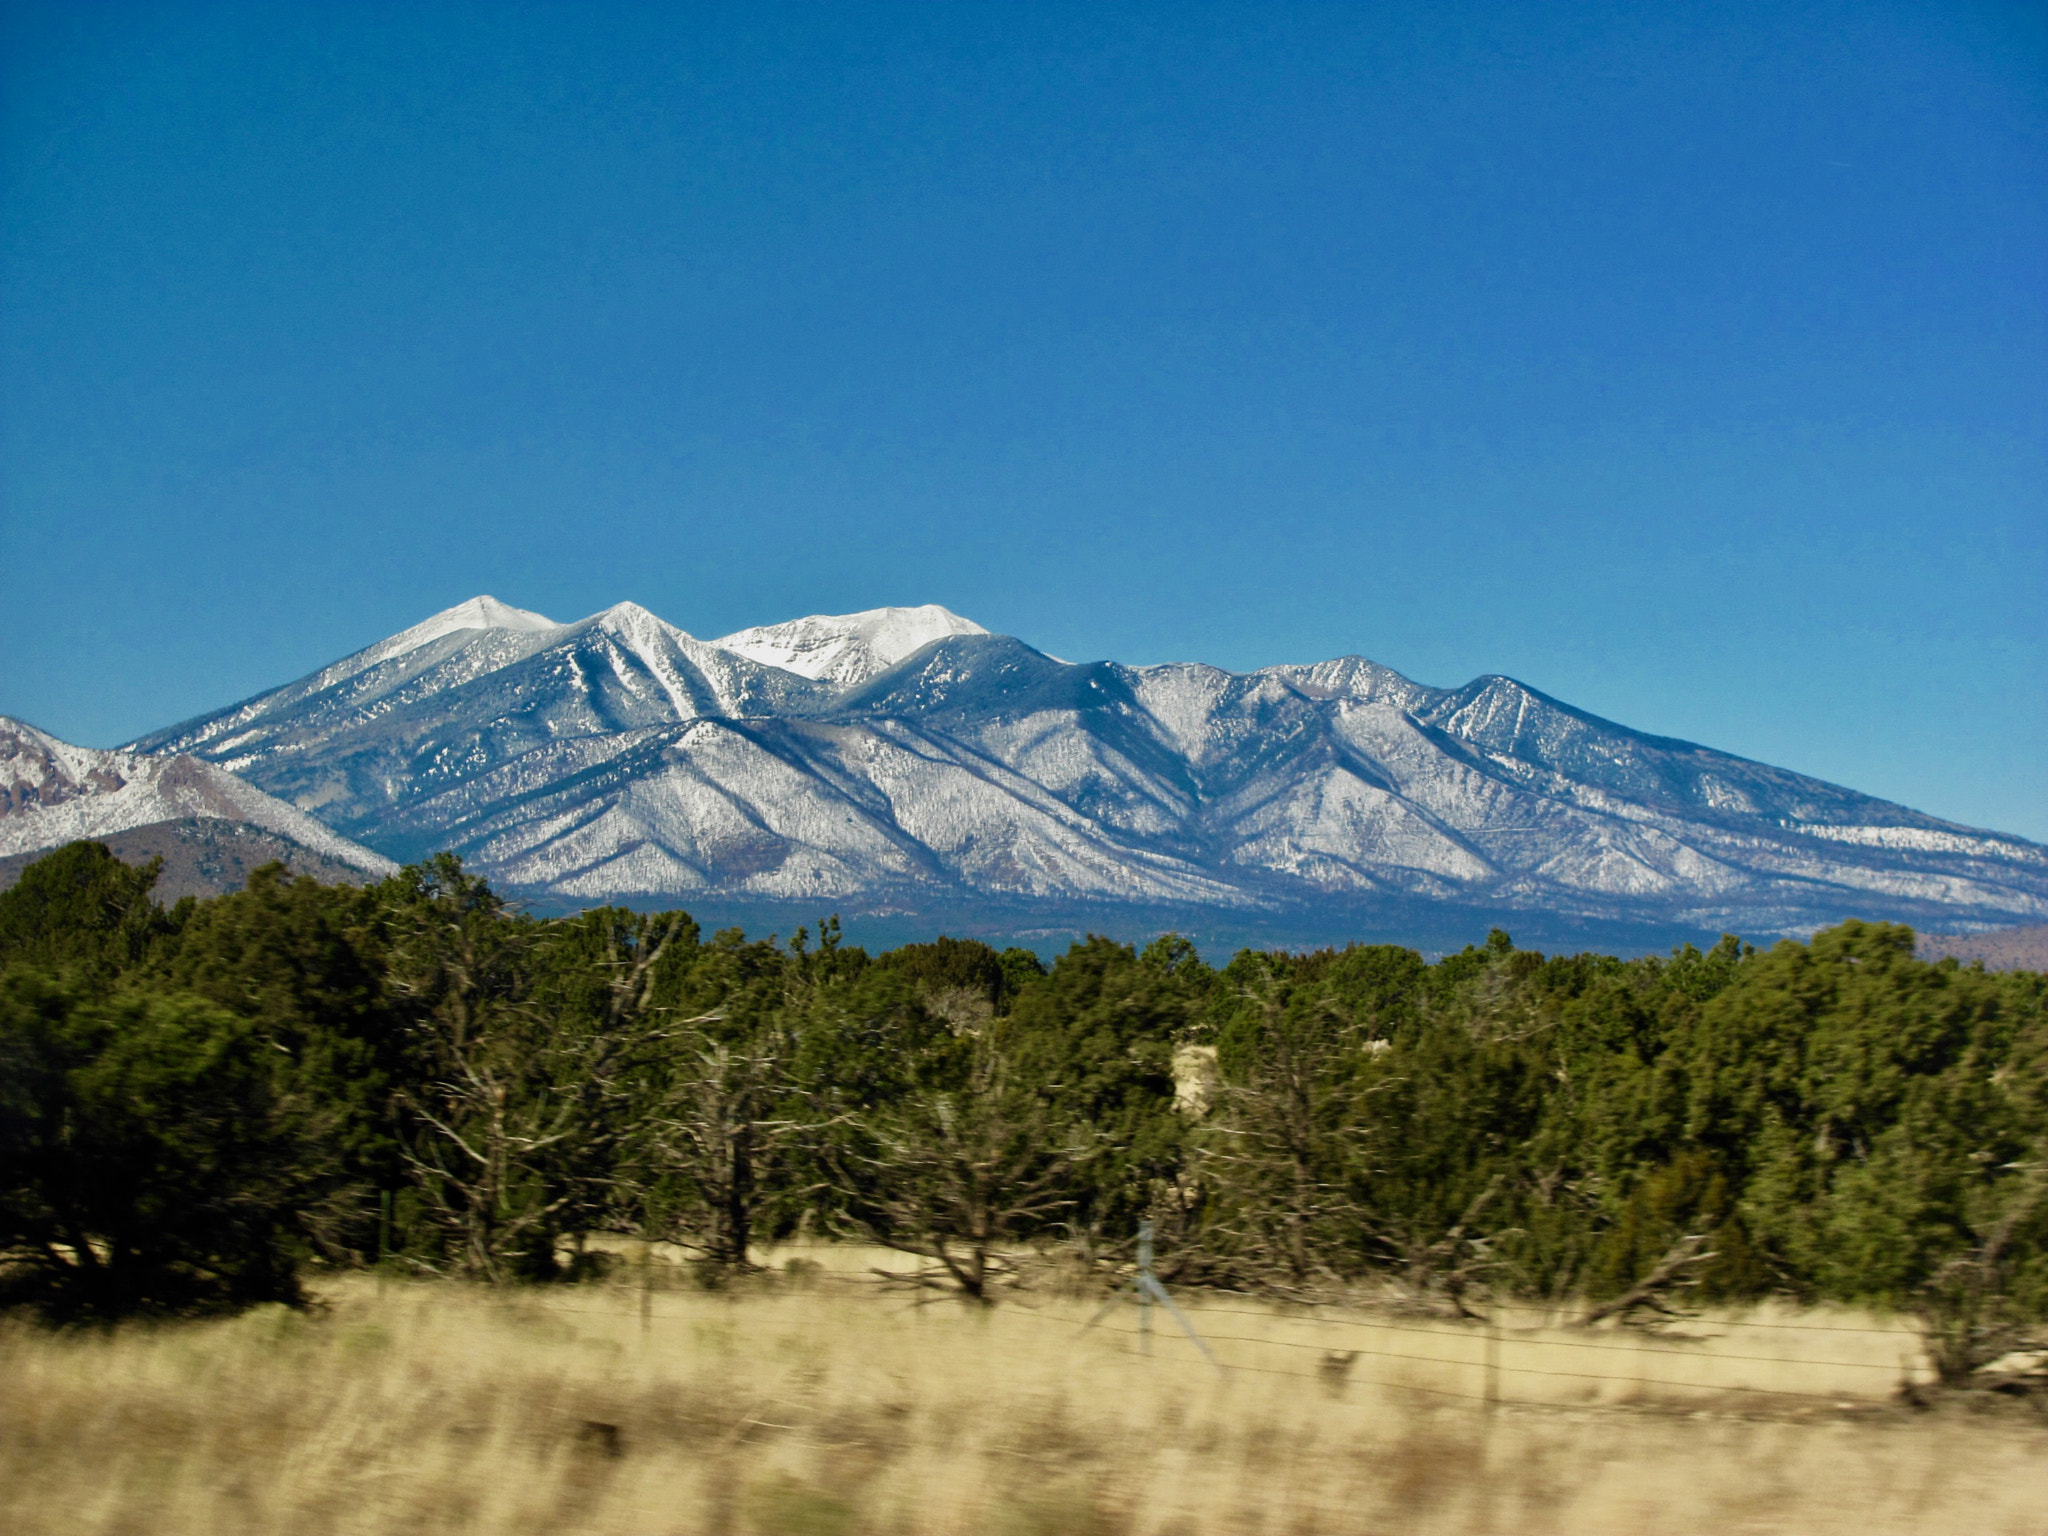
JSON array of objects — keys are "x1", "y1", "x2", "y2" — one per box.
[
  {"x1": 114, "y1": 597, "x2": 2047, "y2": 944},
  {"x1": 1, "y1": 715, "x2": 397, "y2": 885}
]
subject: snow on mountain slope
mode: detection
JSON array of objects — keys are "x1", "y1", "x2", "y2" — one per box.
[
  {"x1": 583, "y1": 601, "x2": 829, "y2": 721},
  {"x1": 115, "y1": 597, "x2": 2048, "y2": 938},
  {"x1": 189, "y1": 599, "x2": 556, "y2": 755},
  {"x1": 0, "y1": 716, "x2": 396, "y2": 876},
  {"x1": 1222, "y1": 761, "x2": 1497, "y2": 894},
  {"x1": 362, "y1": 713, "x2": 1239, "y2": 906},
  {"x1": 129, "y1": 601, "x2": 837, "y2": 840},
  {"x1": 1409, "y1": 674, "x2": 1960, "y2": 832},
  {"x1": 131, "y1": 595, "x2": 565, "y2": 761},
  {"x1": 715, "y1": 605, "x2": 987, "y2": 687}
]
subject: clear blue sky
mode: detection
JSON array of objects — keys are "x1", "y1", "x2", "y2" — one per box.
[{"x1": 3, "y1": 1, "x2": 2043, "y2": 838}]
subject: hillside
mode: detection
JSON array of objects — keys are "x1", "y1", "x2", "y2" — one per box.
[
  {"x1": 1918, "y1": 923, "x2": 2048, "y2": 973},
  {"x1": 1, "y1": 715, "x2": 395, "y2": 891},
  {"x1": 0, "y1": 817, "x2": 385, "y2": 900}
]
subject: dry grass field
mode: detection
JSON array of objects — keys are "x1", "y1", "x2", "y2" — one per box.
[{"x1": 1, "y1": 1257, "x2": 2041, "y2": 1536}]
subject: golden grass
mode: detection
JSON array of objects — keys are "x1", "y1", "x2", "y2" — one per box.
[{"x1": 1, "y1": 1259, "x2": 2040, "y2": 1536}]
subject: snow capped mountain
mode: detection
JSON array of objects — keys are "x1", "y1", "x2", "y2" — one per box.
[
  {"x1": 1, "y1": 716, "x2": 396, "y2": 877},
  {"x1": 715, "y1": 605, "x2": 988, "y2": 688},
  {"x1": 116, "y1": 599, "x2": 2048, "y2": 943},
  {"x1": 127, "y1": 598, "x2": 837, "y2": 842}
]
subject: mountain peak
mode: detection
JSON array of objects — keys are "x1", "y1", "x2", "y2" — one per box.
[
  {"x1": 589, "y1": 599, "x2": 690, "y2": 639},
  {"x1": 405, "y1": 595, "x2": 558, "y2": 645},
  {"x1": 344, "y1": 595, "x2": 561, "y2": 674},
  {"x1": 715, "y1": 604, "x2": 989, "y2": 688}
]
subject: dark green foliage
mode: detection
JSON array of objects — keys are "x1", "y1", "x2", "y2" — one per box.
[
  {"x1": 1586, "y1": 1150, "x2": 1767, "y2": 1300},
  {"x1": 998, "y1": 946, "x2": 1049, "y2": 1001},
  {"x1": 371, "y1": 856, "x2": 662, "y2": 1282},
  {"x1": 150, "y1": 866, "x2": 406, "y2": 1261},
  {"x1": 1184, "y1": 923, "x2": 2044, "y2": 1327},
  {"x1": 826, "y1": 1019, "x2": 1095, "y2": 1300},
  {"x1": 1003, "y1": 937, "x2": 1192, "y2": 1236},
  {"x1": 871, "y1": 935, "x2": 1007, "y2": 1008},
  {"x1": 0, "y1": 841, "x2": 176, "y2": 983},
  {"x1": 1678, "y1": 923, "x2": 2048, "y2": 1310},
  {"x1": 786, "y1": 963, "x2": 968, "y2": 1246},
  {"x1": 1, "y1": 838, "x2": 2041, "y2": 1334},
  {"x1": 0, "y1": 967, "x2": 301, "y2": 1320}
]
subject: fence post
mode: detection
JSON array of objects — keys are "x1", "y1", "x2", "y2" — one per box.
[
  {"x1": 1484, "y1": 1307, "x2": 1501, "y2": 1413},
  {"x1": 641, "y1": 1241, "x2": 654, "y2": 1338},
  {"x1": 1137, "y1": 1219, "x2": 1155, "y2": 1357},
  {"x1": 1081, "y1": 1220, "x2": 1224, "y2": 1377}
]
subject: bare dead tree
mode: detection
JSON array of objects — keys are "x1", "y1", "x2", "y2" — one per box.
[
  {"x1": 825, "y1": 1037, "x2": 1094, "y2": 1303},
  {"x1": 390, "y1": 900, "x2": 688, "y2": 1282},
  {"x1": 1578, "y1": 1232, "x2": 1718, "y2": 1327},
  {"x1": 1372, "y1": 1174, "x2": 1508, "y2": 1319},
  {"x1": 629, "y1": 1018, "x2": 812, "y2": 1270},
  {"x1": 397, "y1": 1009, "x2": 577, "y2": 1281},
  {"x1": 1191, "y1": 982, "x2": 1378, "y2": 1297},
  {"x1": 1918, "y1": 1156, "x2": 2048, "y2": 1386},
  {"x1": 1191, "y1": 981, "x2": 1529, "y2": 1312}
]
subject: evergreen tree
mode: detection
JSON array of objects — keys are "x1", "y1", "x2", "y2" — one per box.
[{"x1": 0, "y1": 967, "x2": 301, "y2": 1319}]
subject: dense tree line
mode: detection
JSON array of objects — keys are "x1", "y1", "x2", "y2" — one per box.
[{"x1": 2, "y1": 842, "x2": 2042, "y2": 1372}]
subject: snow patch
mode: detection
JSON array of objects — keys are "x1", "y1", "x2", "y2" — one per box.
[
  {"x1": 1790, "y1": 823, "x2": 2041, "y2": 860},
  {"x1": 716, "y1": 605, "x2": 988, "y2": 688}
]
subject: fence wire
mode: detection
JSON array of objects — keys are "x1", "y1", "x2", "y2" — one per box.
[
  {"x1": 1011, "y1": 1307, "x2": 1917, "y2": 1404},
  {"x1": 529, "y1": 1280, "x2": 1933, "y2": 1413}
]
